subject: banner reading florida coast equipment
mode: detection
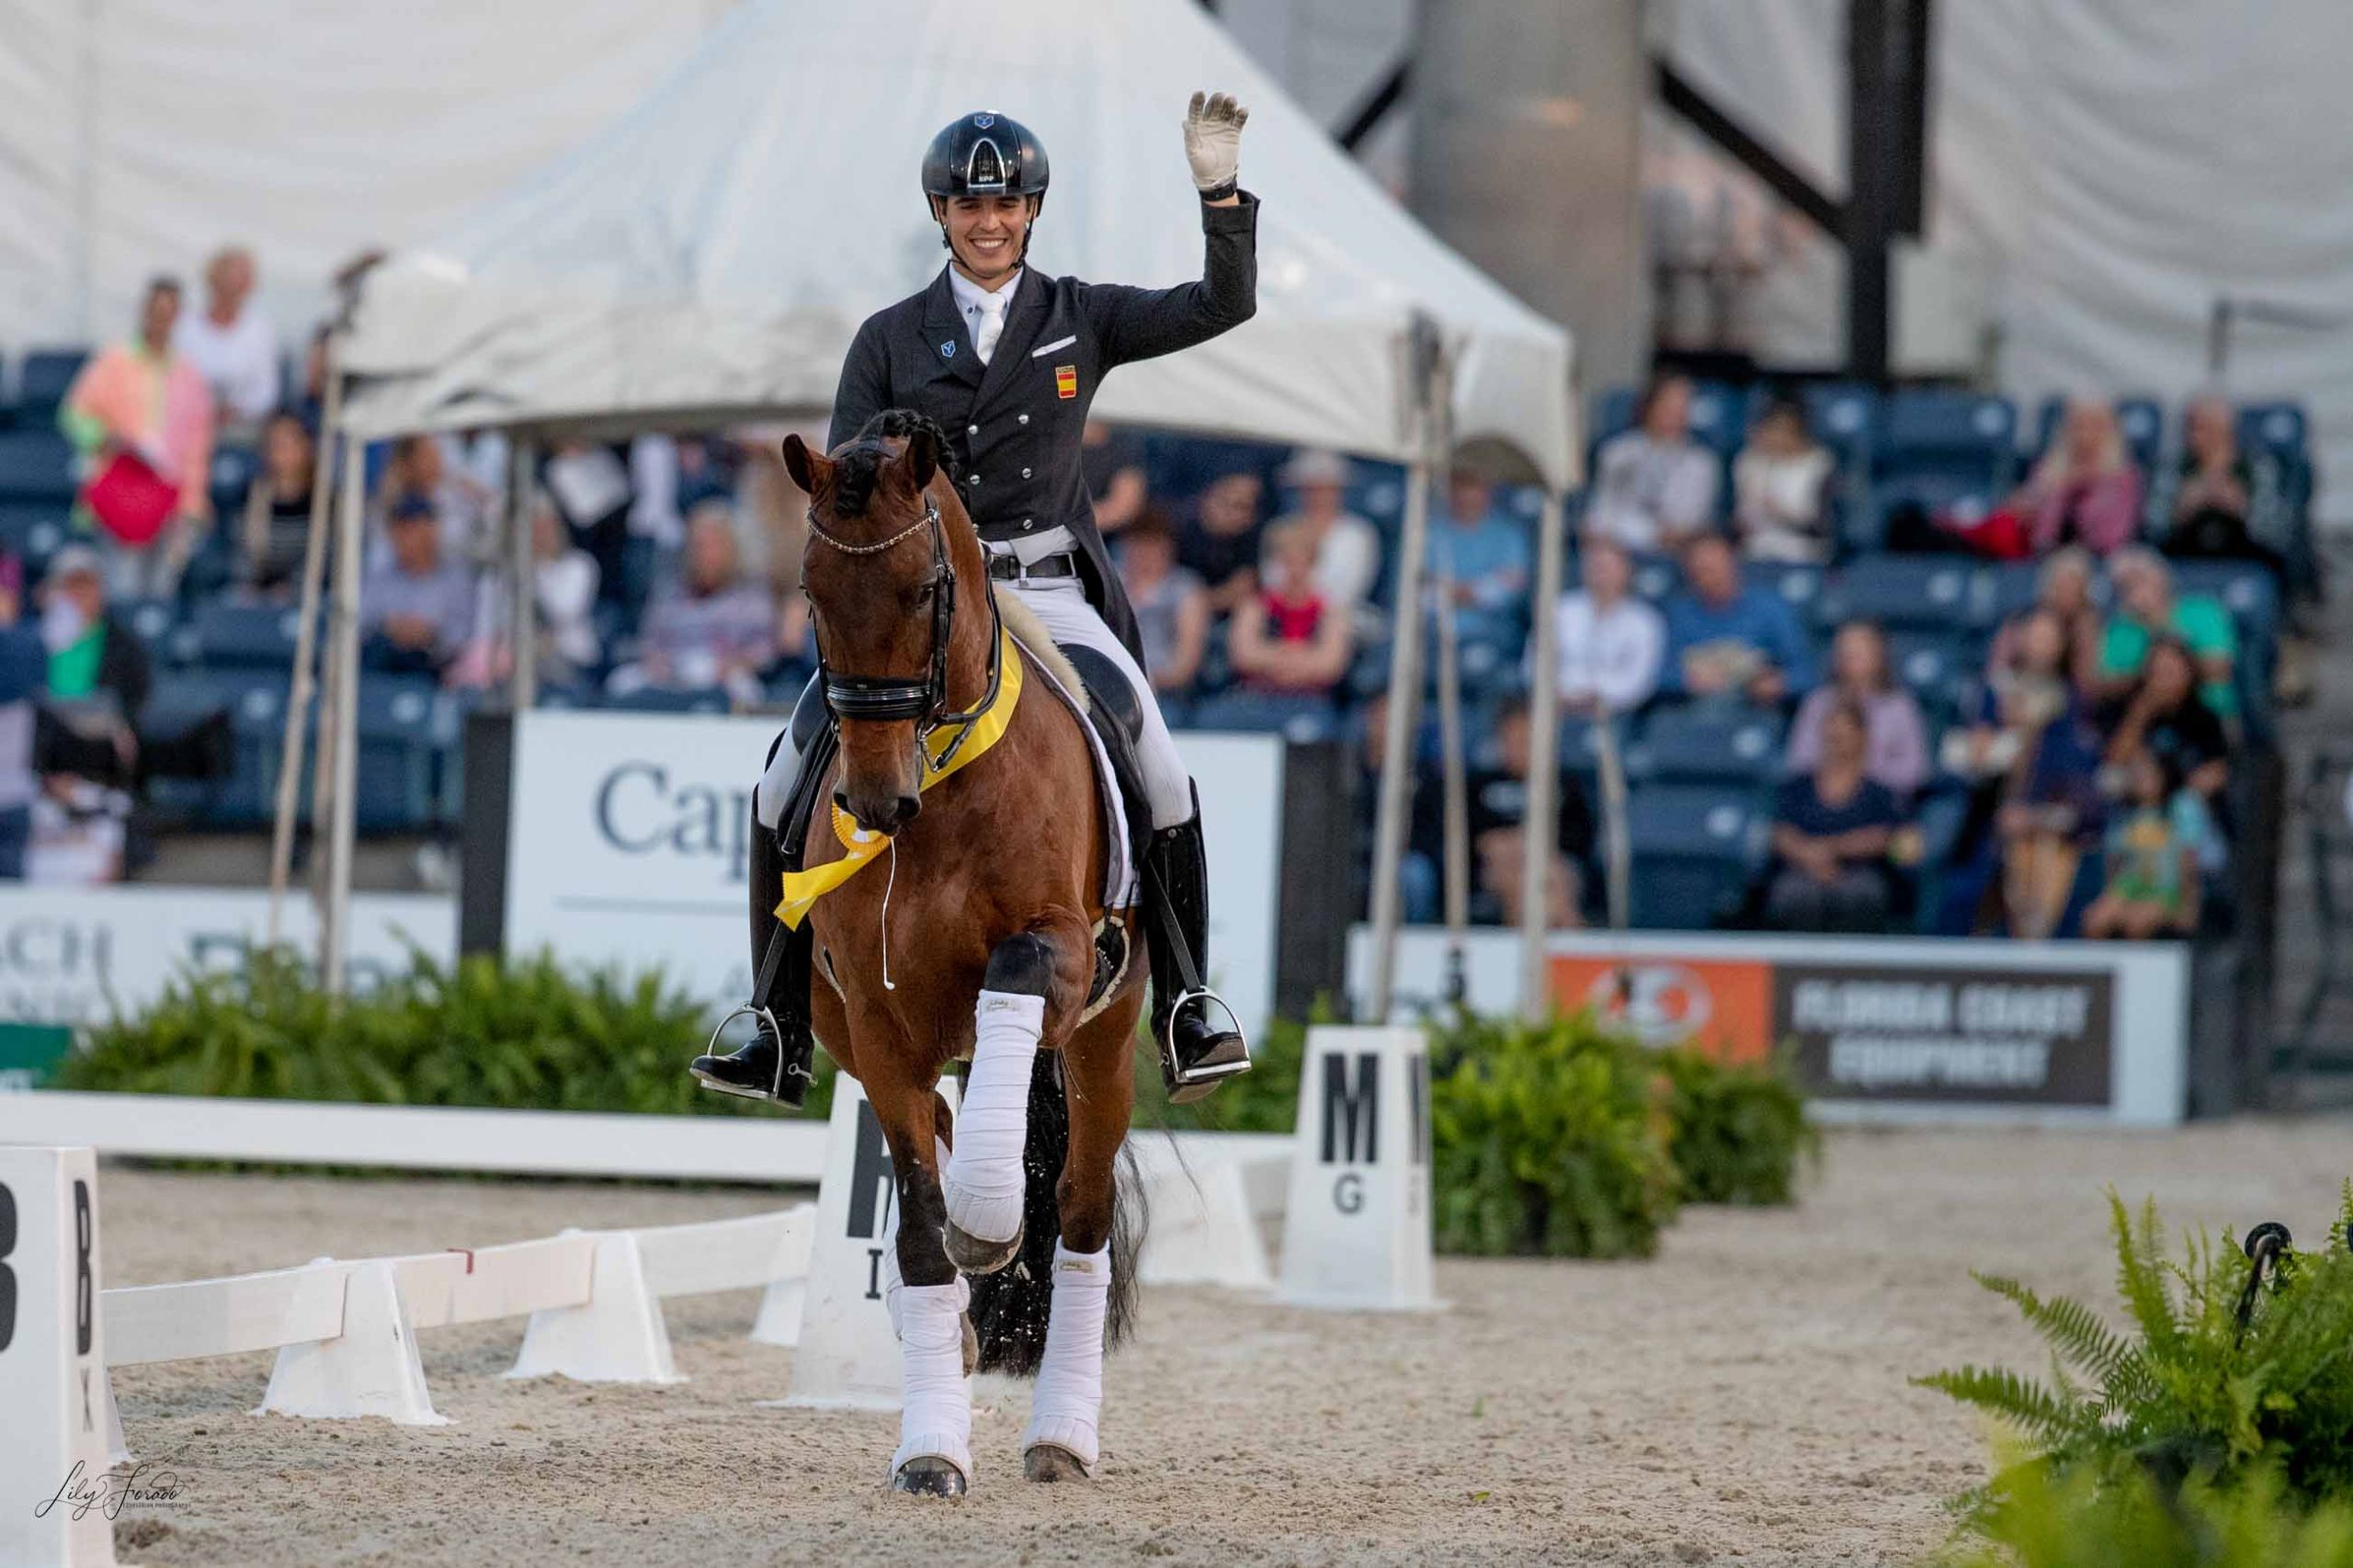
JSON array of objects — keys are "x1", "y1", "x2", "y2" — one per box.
[{"x1": 1347, "y1": 927, "x2": 2187, "y2": 1126}]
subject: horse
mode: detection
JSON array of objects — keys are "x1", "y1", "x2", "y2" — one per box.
[{"x1": 779, "y1": 413, "x2": 1145, "y2": 1495}]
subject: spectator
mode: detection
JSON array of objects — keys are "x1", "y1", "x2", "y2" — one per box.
[
  {"x1": 1177, "y1": 471, "x2": 1265, "y2": 615},
  {"x1": 1660, "y1": 533, "x2": 1814, "y2": 705},
  {"x1": 361, "y1": 494, "x2": 478, "y2": 676},
  {"x1": 1358, "y1": 691, "x2": 1440, "y2": 924},
  {"x1": 1266, "y1": 449, "x2": 1380, "y2": 619},
  {"x1": 1424, "y1": 470, "x2": 1531, "y2": 652},
  {"x1": 1586, "y1": 374, "x2": 1721, "y2": 551},
  {"x1": 59, "y1": 276, "x2": 215, "y2": 597},
  {"x1": 531, "y1": 498, "x2": 603, "y2": 686},
  {"x1": 1986, "y1": 547, "x2": 2103, "y2": 693},
  {"x1": 626, "y1": 508, "x2": 777, "y2": 703},
  {"x1": 1222, "y1": 521, "x2": 1352, "y2": 710},
  {"x1": 2095, "y1": 547, "x2": 2239, "y2": 719},
  {"x1": 33, "y1": 546, "x2": 150, "y2": 769},
  {"x1": 1731, "y1": 394, "x2": 1834, "y2": 562},
  {"x1": 2157, "y1": 394, "x2": 2289, "y2": 584},
  {"x1": 0, "y1": 564, "x2": 40, "y2": 878},
  {"x1": 1786, "y1": 621, "x2": 1929, "y2": 800},
  {"x1": 1542, "y1": 533, "x2": 1663, "y2": 716},
  {"x1": 1765, "y1": 699, "x2": 1900, "y2": 934},
  {"x1": 1462, "y1": 698, "x2": 1593, "y2": 929},
  {"x1": 2083, "y1": 749, "x2": 2211, "y2": 940},
  {"x1": 236, "y1": 410, "x2": 318, "y2": 599},
  {"x1": 1938, "y1": 608, "x2": 2106, "y2": 937},
  {"x1": 2102, "y1": 637, "x2": 2230, "y2": 810},
  {"x1": 2015, "y1": 399, "x2": 2143, "y2": 557},
  {"x1": 1117, "y1": 513, "x2": 1209, "y2": 699},
  {"x1": 372, "y1": 435, "x2": 488, "y2": 571},
  {"x1": 1082, "y1": 421, "x2": 1150, "y2": 538},
  {"x1": 171, "y1": 245, "x2": 279, "y2": 437}
]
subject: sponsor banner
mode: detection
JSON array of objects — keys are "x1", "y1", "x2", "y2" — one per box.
[
  {"x1": 503, "y1": 711, "x2": 1284, "y2": 1036},
  {"x1": 1347, "y1": 926, "x2": 2187, "y2": 1125},
  {"x1": 0, "y1": 885, "x2": 455, "y2": 1086}
]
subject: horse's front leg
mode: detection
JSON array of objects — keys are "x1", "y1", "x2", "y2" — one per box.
[
  {"x1": 870, "y1": 1067, "x2": 972, "y2": 1497},
  {"x1": 941, "y1": 917, "x2": 1089, "y2": 1274}
]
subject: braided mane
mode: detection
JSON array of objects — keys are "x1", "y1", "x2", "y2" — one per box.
[{"x1": 830, "y1": 409, "x2": 964, "y2": 521}]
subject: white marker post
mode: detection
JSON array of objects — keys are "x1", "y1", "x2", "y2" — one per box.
[
  {"x1": 779, "y1": 1074, "x2": 958, "y2": 1411},
  {"x1": 0, "y1": 1146, "x2": 119, "y2": 1568},
  {"x1": 1277, "y1": 1027, "x2": 1438, "y2": 1312}
]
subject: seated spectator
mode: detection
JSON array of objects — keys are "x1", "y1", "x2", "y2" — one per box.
[
  {"x1": 1266, "y1": 449, "x2": 1380, "y2": 619},
  {"x1": 1766, "y1": 699, "x2": 1901, "y2": 934},
  {"x1": 623, "y1": 508, "x2": 777, "y2": 704},
  {"x1": 2014, "y1": 399, "x2": 2143, "y2": 557},
  {"x1": 2157, "y1": 394, "x2": 2289, "y2": 585},
  {"x1": 1786, "y1": 621, "x2": 1929, "y2": 800},
  {"x1": 236, "y1": 410, "x2": 318, "y2": 599},
  {"x1": 0, "y1": 565, "x2": 40, "y2": 879},
  {"x1": 1731, "y1": 394, "x2": 1833, "y2": 562},
  {"x1": 361, "y1": 495, "x2": 478, "y2": 676},
  {"x1": 1465, "y1": 699, "x2": 1592, "y2": 929},
  {"x1": 2095, "y1": 547, "x2": 2239, "y2": 720},
  {"x1": 1082, "y1": 421, "x2": 1149, "y2": 538},
  {"x1": 1586, "y1": 374, "x2": 1720, "y2": 551},
  {"x1": 2083, "y1": 750, "x2": 2211, "y2": 940},
  {"x1": 2101, "y1": 637, "x2": 2230, "y2": 810},
  {"x1": 1985, "y1": 547, "x2": 2102, "y2": 692},
  {"x1": 1117, "y1": 513, "x2": 1209, "y2": 699},
  {"x1": 532, "y1": 499, "x2": 603, "y2": 686},
  {"x1": 171, "y1": 245, "x2": 279, "y2": 438},
  {"x1": 59, "y1": 276, "x2": 214, "y2": 597},
  {"x1": 1543, "y1": 534, "x2": 1663, "y2": 716},
  {"x1": 1177, "y1": 471, "x2": 1265, "y2": 615},
  {"x1": 29, "y1": 543, "x2": 148, "y2": 787},
  {"x1": 1425, "y1": 471, "x2": 1530, "y2": 653},
  {"x1": 1226, "y1": 522, "x2": 1352, "y2": 699},
  {"x1": 1660, "y1": 533, "x2": 1814, "y2": 706},
  {"x1": 371, "y1": 435, "x2": 488, "y2": 572},
  {"x1": 1938, "y1": 608, "x2": 2106, "y2": 937}
]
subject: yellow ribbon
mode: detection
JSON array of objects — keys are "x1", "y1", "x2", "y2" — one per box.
[{"x1": 775, "y1": 628, "x2": 1024, "y2": 929}]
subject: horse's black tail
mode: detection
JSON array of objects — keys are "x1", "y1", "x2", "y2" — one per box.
[{"x1": 966, "y1": 1051, "x2": 1141, "y2": 1376}]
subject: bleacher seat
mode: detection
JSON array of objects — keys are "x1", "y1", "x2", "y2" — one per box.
[
  {"x1": 0, "y1": 430, "x2": 75, "y2": 503},
  {"x1": 1555, "y1": 714, "x2": 1619, "y2": 776},
  {"x1": 1591, "y1": 386, "x2": 1639, "y2": 449},
  {"x1": 0, "y1": 504, "x2": 69, "y2": 573},
  {"x1": 1624, "y1": 784, "x2": 1768, "y2": 930},
  {"x1": 118, "y1": 598, "x2": 181, "y2": 663},
  {"x1": 191, "y1": 601, "x2": 306, "y2": 668},
  {"x1": 1801, "y1": 383, "x2": 1879, "y2": 469},
  {"x1": 209, "y1": 445, "x2": 257, "y2": 516},
  {"x1": 1628, "y1": 552, "x2": 1677, "y2": 601},
  {"x1": 16, "y1": 350, "x2": 87, "y2": 424},
  {"x1": 1885, "y1": 630, "x2": 1975, "y2": 717},
  {"x1": 606, "y1": 686, "x2": 730, "y2": 714},
  {"x1": 1684, "y1": 381, "x2": 1746, "y2": 457},
  {"x1": 1874, "y1": 391, "x2": 2016, "y2": 494},
  {"x1": 1625, "y1": 707, "x2": 1784, "y2": 787},
  {"x1": 1815, "y1": 556, "x2": 1978, "y2": 631},
  {"x1": 355, "y1": 677, "x2": 444, "y2": 831},
  {"x1": 2235, "y1": 403, "x2": 2307, "y2": 459},
  {"x1": 1745, "y1": 560, "x2": 1825, "y2": 618},
  {"x1": 141, "y1": 672, "x2": 290, "y2": 826}
]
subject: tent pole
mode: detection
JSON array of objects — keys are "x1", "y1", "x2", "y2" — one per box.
[
  {"x1": 1365, "y1": 317, "x2": 1445, "y2": 1022},
  {"x1": 1518, "y1": 487, "x2": 1567, "y2": 1021},
  {"x1": 1433, "y1": 565, "x2": 1469, "y2": 1008},
  {"x1": 320, "y1": 433, "x2": 366, "y2": 996},
  {"x1": 507, "y1": 437, "x2": 538, "y2": 710},
  {"x1": 265, "y1": 337, "x2": 343, "y2": 946}
]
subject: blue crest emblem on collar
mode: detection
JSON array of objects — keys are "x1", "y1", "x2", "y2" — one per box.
[
  {"x1": 940, "y1": 340, "x2": 957, "y2": 358},
  {"x1": 972, "y1": 113, "x2": 996, "y2": 129}
]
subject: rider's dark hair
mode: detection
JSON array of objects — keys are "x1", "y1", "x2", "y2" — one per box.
[{"x1": 833, "y1": 409, "x2": 965, "y2": 519}]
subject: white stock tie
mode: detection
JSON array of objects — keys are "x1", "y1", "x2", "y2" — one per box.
[{"x1": 972, "y1": 291, "x2": 1008, "y2": 366}]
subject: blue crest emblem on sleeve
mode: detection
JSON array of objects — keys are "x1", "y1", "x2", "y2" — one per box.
[{"x1": 940, "y1": 340, "x2": 957, "y2": 358}]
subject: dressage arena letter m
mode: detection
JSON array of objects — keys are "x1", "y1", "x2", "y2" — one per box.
[{"x1": 1322, "y1": 1051, "x2": 1379, "y2": 1214}]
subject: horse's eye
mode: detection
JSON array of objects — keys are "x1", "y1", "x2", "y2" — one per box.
[{"x1": 912, "y1": 584, "x2": 936, "y2": 607}]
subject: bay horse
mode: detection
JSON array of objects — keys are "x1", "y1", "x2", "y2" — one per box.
[{"x1": 779, "y1": 413, "x2": 1144, "y2": 1496}]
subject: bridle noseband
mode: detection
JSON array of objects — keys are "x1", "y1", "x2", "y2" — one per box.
[{"x1": 804, "y1": 492, "x2": 1006, "y2": 772}]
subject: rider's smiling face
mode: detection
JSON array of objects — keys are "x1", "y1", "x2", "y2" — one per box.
[{"x1": 937, "y1": 194, "x2": 1034, "y2": 287}]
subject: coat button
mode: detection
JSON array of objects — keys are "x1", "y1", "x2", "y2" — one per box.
[
  {"x1": 1017, "y1": 414, "x2": 1030, "y2": 426},
  {"x1": 1021, "y1": 518, "x2": 1033, "y2": 530},
  {"x1": 967, "y1": 424, "x2": 979, "y2": 435},
  {"x1": 1021, "y1": 467, "x2": 1032, "y2": 479},
  {"x1": 968, "y1": 474, "x2": 980, "y2": 484}
]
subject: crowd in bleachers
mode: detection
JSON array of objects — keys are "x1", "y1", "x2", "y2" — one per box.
[{"x1": 0, "y1": 250, "x2": 2313, "y2": 942}]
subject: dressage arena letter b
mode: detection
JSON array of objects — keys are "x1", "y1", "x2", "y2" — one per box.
[
  {"x1": 0, "y1": 1146, "x2": 120, "y2": 1568},
  {"x1": 1279, "y1": 1028, "x2": 1438, "y2": 1313}
]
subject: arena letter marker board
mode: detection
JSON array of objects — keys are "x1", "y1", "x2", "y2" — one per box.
[
  {"x1": 1277, "y1": 1027, "x2": 1438, "y2": 1312},
  {"x1": 0, "y1": 1145, "x2": 120, "y2": 1568}
]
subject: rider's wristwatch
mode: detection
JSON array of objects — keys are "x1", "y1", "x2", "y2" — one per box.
[{"x1": 1199, "y1": 178, "x2": 1239, "y2": 202}]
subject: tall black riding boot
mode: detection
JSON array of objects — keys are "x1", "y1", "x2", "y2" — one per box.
[{"x1": 1143, "y1": 787, "x2": 1251, "y2": 1103}]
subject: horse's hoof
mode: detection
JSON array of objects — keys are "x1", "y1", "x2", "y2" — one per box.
[
  {"x1": 891, "y1": 1456, "x2": 968, "y2": 1498},
  {"x1": 961, "y1": 1312, "x2": 979, "y2": 1377},
  {"x1": 1023, "y1": 1444, "x2": 1092, "y2": 1483},
  {"x1": 945, "y1": 1217, "x2": 1023, "y2": 1276}
]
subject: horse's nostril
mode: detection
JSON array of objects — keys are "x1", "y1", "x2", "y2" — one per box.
[{"x1": 896, "y1": 794, "x2": 922, "y2": 824}]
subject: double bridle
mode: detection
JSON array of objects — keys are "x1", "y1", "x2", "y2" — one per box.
[{"x1": 804, "y1": 492, "x2": 1006, "y2": 772}]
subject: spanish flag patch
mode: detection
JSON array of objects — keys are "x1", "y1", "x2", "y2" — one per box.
[{"x1": 1055, "y1": 364, "x2": 1078, "y2": 399}]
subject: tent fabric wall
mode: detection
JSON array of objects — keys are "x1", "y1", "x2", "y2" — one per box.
[
  {"x1": 336, "y1": 0, "x2": 1574, "y2": 486},
  {"x1": 1665, "y1": 0, "x2": 2353, "y2": 521},
  {"x1": 0, "y1": 0, "x2": 722, "y2": 357}
]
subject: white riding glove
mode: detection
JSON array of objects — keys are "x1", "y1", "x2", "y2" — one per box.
[{"x1": 1183, "y1": 90, "x2": 1249, "y2": 195}]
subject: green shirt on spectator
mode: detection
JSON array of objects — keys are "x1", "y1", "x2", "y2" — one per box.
[{"x1": 2097, "y1": 594, "x2": 2239, "y2": 716}]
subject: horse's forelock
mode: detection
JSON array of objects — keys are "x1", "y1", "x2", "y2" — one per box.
[{"x1": 827, "y1": 438, "x2": 897, "y2": 522}]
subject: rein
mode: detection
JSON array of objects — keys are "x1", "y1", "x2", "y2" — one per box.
[{"x1": 805, "y1": 490, "x2": 1007, "y2": 772}]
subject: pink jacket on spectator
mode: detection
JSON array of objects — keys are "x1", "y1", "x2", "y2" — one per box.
[
  {"x1": 62, "y1": 344, "x2": 216, "y2": 520},
  {"x1": 1785, "y1": 685, "x2": 1930, "y2": 800},
  {"x1": 2025, "y1": 471, "x2": 2141, "y2": 556}
]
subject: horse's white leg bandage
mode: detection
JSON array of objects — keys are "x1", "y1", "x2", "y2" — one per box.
[
  {"x1": 1022, "y1": 1241, "x2": 1112, "y2": 1471},
  {"x1": 942, "y1": 991, "x2": 1043, "y2": 1244},
  {"x1": 881, "y1": 1138, "x2": 961, "y2": 1343},
  {"x1": 891, "y1": 1281, "x2": 973, "y2": 1483}
]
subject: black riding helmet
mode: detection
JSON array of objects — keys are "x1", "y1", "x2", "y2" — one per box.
[{"x1": 921, "y1": 113, "x2": 1050, "y2": 254}]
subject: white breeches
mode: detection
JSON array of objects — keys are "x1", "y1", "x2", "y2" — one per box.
[{"x1": 755, "y1": 575, "x2": 1193, "y2": 834}]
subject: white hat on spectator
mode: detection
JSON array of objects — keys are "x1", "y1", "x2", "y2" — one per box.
[
  {"x1": 1278, "y1": 449, "x2": 1350, "y2": 489},
  {"x1": 46, "y1": 544, "x2": 105, "y2": 582}
]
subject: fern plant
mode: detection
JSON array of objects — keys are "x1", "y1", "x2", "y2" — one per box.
[
  {"x1": 1918, "y1": 1187, "x2": 2353, "y2": 1507},
  {"x1": 1930, "y1": 1452, "x2": 2353, "y2": 1568}
]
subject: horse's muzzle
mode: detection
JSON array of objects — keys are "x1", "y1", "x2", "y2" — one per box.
[{"x1": 836, "y1": 786, "x2": 922, "y2": 837}]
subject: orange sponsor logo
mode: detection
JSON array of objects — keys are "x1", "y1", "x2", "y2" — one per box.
[{"x1": 1550, "y1": 955, "x2": 1774, "y2": 1065}]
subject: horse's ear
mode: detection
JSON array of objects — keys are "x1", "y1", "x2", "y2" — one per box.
[
  {"x1": 899, "y1": 426, "x2": 938, "y2": 492},
  {"x1": 781, "y1": 433, "x2": 820, "y2": 495}
]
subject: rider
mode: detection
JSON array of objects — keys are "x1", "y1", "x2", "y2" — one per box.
[{"x1": 693, "y1": 94, "x2": 1259, "y2": 1108}]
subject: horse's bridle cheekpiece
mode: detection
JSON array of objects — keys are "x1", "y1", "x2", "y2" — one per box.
[{"x1": 805, "y1": 492, "x2": 1006, "y2": 772}]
